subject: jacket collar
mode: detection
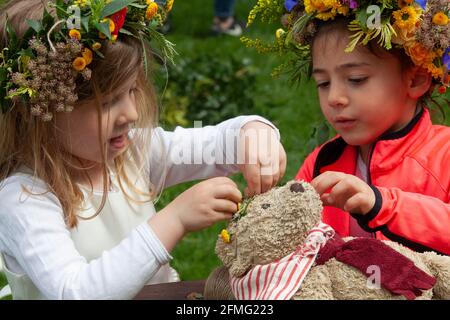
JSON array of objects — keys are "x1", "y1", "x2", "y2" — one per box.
[{"x1": 313, "y1": 108, "x2": 431, "y2": 179}]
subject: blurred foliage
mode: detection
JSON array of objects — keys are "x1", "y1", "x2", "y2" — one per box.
[{"x1": 158, "y1": 55, "x2": 258, "y2": 128}]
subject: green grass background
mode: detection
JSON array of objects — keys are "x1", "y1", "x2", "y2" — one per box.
[{"x1": 1, "y1": 0, "x2": 449, "y2": 296}]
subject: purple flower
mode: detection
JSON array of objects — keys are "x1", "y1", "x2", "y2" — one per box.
[
  {"x1": 443, "y1": 48, "x2": 450, "y2": 71},
  {"x1": 284, "y1": 0, "x2": 298, "y2": 12},
  {"x1": 343, "y1": 0, "x2": 359, "y2": 9},
  {"x1": 415, "y1": 0, "x2": 427, "y2": 9}
]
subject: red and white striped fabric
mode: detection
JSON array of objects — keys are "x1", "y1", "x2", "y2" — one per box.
[{"x1": 230, "y1": 223, "x2": 335, "y2": 300}]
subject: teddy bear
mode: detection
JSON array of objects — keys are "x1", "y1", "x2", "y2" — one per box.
[{"x1": 203, "y1": 180, "x2": 450, "y2": 300}]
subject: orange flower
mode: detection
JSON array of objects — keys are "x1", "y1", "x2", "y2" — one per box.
[
  {"x1": 146, "y1": 2, "x2": 158, "y2": 20},
  {"x1": 82, "y1": 48, "x2": 93, "y2": 65},
  {"x1": 73, "y1": 57, "x2": 86, "y2": 71},
  {"x1": 405, "y1": 42, "x2": 433, "y2": 66},
  {"x1": 432, "y1": 12, "x2": 449, "y2": 26},
  {"x1": 69, "y1": 29, "x2": 81, "y2": 40}
]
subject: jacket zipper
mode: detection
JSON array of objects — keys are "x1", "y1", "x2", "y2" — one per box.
[{"x1": 365, "y1": 142, "x2": 377, "y2": 238}]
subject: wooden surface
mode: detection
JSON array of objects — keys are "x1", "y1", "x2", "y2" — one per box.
[{"x1": 134, "y1": 280, "x2": 206, "y2": 300}]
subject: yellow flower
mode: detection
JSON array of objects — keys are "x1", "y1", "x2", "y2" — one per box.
[
  {"x1": 81, "y1": 48, "x2": 93, "y2": 65},
  {"x1": 304, "y1": 0, "x2": 340, "y2": 14},
  {"x1": 146, "y1": 0, "x2": 154, "y2": 4},
  {"x1": 432, "y1": 12, "x2": 449, "y2": 26},
  {"x1": 146, "y1": 2, "x2": 158, "y2": 20},
  {"x1": 166, "y1": 0, "x2": 174, "y2": 12},
  {"x1": 275, "y1": 28, "x2": 285, "y2": 39},
  {"x1": 92, "y1": 42, "x2": 102, "y2": 50},
  {"x1": 220, "y1": 229, "x2": 231, "y2": 243},
  {"x1": 74, "y1": 0, "x2": 89, "y2": 8},
  {"x1": 424, "y1": 62, "x2": 444, "y2": 79},
  {"x1": 73, "y1": 57, "x2": 87, "y2": 71},
  {"x1": 108, "y1": 19, "x2": 115, "y2": 32},
  {"x1": 99, "y1": 32, "x2": 107, "y2": 39},
  {"x1": 237, "y1": 202, "x2": 241, "y2": 212},
  {"x1": 337, "y1": 5, "x2": 349, "y2": 16},
  {"x1": 317, "y1": 10, "x2": 337, "y2": 21},
  {"x1": 393, "y1": 6, "x2": 420, "y2": 32},
  {"x1": 69, "y1": 29, "x2": 81, "y2": 40}
]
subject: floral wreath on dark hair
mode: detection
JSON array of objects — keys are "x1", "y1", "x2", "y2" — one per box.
[
  {"x1": 242, "y1": 0, "x2": 449, "y2": 95},
  {"x1": 0, "y1": 0, "x2": 175, "y2": 121}
]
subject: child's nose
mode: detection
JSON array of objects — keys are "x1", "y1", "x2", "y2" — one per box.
[
  {"x1": 328, "y1": 84, "x2": 349, "y2": 108},
  {"x1": 116, "y1": 98, "x2": 138, "y2": 126}
]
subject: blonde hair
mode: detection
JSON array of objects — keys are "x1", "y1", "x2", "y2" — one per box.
[{"x1": 0, "y1": 0, "x2": 160, "y2": 228}]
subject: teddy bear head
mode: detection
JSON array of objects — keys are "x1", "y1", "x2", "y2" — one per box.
[{"x1": 215, "y1": 180, "x2": 323, "y2": 277}]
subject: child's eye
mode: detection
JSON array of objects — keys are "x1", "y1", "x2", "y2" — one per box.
[
  {"x1": 316, "y1": 81, "x2": 330, "y2": 89},
  {"x1": 349, "y1": 77, "x2": 368, "y2": 84}
]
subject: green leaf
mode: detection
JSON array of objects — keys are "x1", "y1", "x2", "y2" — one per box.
[
  {"x1": 0, "y1": 86, "x2": 12, "y2": 113},
  {"x1": 95, "y1": 21, "x2": 112, "y2": 39},
  {"x1": 42, "y1": 8, "x2": 55, "y2": 31},
  {"x1": 5, "y1": 20, "x2": 18, "y2": 52},
  {"x1": 81, "y1": 17, "x2": 90, "y2": 33},
  {"x1": 119, "y1": 28, "x2": 134, "y2": 36},
  {"x1": 128, "y1": 3, "x2": 147, "y2": 9},
  {"x1": 101, "y1": 0, "x2": 137, "y2": 18},
  {"x1": 54, "y1": 0, "x2": 67, "y2": 19},
  {"x1": 356, "y1": 8, "x2": 369, "y2": 29},
  {"x1": 26, "y1": 19, "x2": 42, "y2": 33},
  {"x1": 0, "y1": 68, "x2": 7, "y2": 82}
]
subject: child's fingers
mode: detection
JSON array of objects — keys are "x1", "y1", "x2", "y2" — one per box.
[
  {"x1": 213, "y1": 199, "x2": 240, "y2": 214},
  {"x1": 216, "y1": 212, "x2": 234, "y2": 222},
  {"x1": 259, "y1": 166, "x2": 274, "y2": 194},
  {"x1": 311, "y1": 171, "x2": 347, "y2": 195},
  {"x1": 327, "y1": 179, "x2": 359, "y2": 209},
  {"x1": 210, "y1": 176, "x2": 238, "y2": 189},
  {"x1": 278, "y1": 149, "x2": 287, "y2": 182},
  {"x1": 244, "y1": 164, "x2": 261, "y2": 196},
  {"x1": 213, "y1": 184, "x2": 242, "y2": 204},
  {"x1": 343, "y1": 193, "x2": 367, "y2": 213},
  {"x1": 344, "y1": 192, "x2": 375, "y2": 214}
]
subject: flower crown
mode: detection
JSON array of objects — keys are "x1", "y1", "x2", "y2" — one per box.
[
  {"x1": 242, "y1": 0, "x2": 449, "y2": 95},
  {"x1": 0, "y1": 0, "x2": 175, "y2": 121}
]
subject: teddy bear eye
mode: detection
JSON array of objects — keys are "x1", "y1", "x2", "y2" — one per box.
[
  {"x1": 290, "y1": 183, "x2": 305, "y2": 193},
  {"x1": 261, "y1": 203, "x2": 271, "y2": 209}
]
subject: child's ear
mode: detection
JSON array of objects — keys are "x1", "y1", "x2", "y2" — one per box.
[{"x1": 406, "y1": 66, "x2": 432, "y2": 99}]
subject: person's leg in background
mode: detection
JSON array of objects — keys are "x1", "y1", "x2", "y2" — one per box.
[{"x1": 212, "y1": 0, "x2": 242, "y2": 36}]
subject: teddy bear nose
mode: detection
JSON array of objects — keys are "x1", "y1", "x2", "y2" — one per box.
[
  {"x1": 261, "y1": 203, "x2": 271, "y2": 209},
  {"x1": 290, "y1": 183, "x2": 305, "y2": 193}
]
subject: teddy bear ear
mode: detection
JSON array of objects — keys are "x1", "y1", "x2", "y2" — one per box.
[{"x1": 290, "y1": 183, "x2": 305, "y2": 193}]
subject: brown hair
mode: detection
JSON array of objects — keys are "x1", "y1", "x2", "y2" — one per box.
[
  {"x1": 309, "y1": 17, "x2": 445, "y2": 117},
  {"x1": 0, "y1": 0, "x2": 159, "y2": 228}
]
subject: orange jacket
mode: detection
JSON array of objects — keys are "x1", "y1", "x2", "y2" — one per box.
[{"x1": 296, "y1": 108, "x2": 450, "y2": 255}]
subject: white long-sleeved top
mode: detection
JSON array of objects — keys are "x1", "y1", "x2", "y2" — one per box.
[{"x1": 0, "y1": 115, "x2": 279, "y2": 299}]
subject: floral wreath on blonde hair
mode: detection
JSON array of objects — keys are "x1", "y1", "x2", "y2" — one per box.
[
  {"x1": 0, "y1": 0, "x2": 175, "y2": 121},
  {"x1": 242, "y1": 0, "x2": 449, "y2": 95}
]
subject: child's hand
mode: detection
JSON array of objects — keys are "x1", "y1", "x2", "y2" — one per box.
[
  {"x1": 165, "y1": 177, "x2": 242, "y2": 233},
  {"x1": 311, "y1": 171, "x2": 375, "y2": 214},
  {"x1": 239, "y1": 121, "x2": 287, "y2": 197}
]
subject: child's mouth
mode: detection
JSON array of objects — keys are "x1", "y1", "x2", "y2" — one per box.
[
  {"x1": 109, "y1": 134, "x2": 127, "y2": 149},
  {"x1": 335, "y1": 119, "x2": 356, "y2": 129}
]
